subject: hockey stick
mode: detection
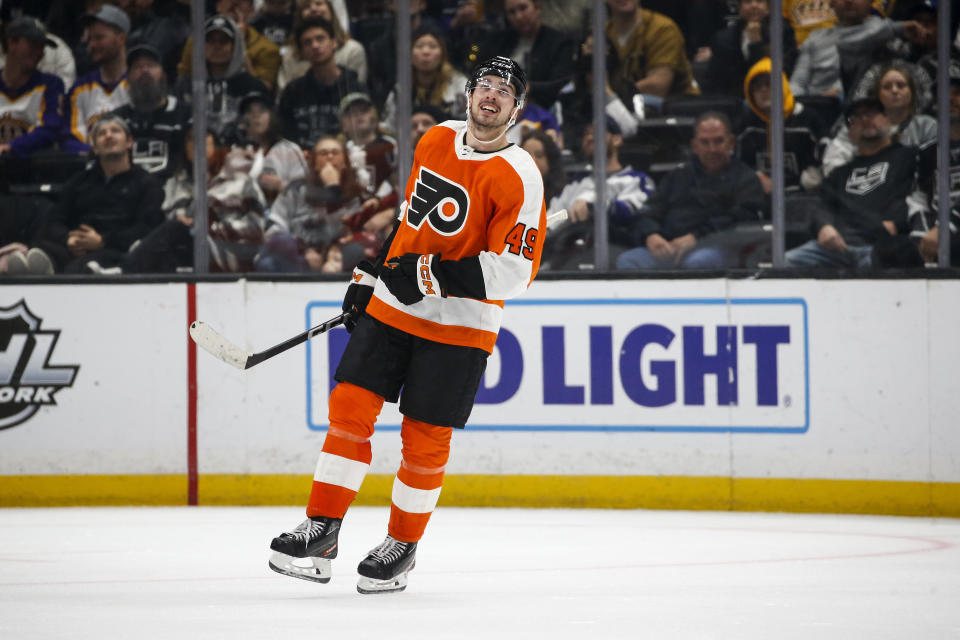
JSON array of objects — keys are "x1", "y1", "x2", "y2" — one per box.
[
  {"x1": 189, "y1": 312, "x2": 348, "y2": 370},
  {"x1": 190, "y1": 209, "x2": 568, "y2": 370}
]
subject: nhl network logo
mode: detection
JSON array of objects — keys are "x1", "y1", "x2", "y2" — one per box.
[
  {"x1": 0, "y1": 300, "x2": 79, "y2": 431},
  {"x1": 406, "y1": 167, "x2": 471, "y2": 235}
]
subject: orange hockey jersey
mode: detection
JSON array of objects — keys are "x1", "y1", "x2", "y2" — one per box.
[{"x1": 366, "y1": 120, "x2": 546, "y2": 353}]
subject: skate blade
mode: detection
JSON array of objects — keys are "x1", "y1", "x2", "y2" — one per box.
[
  {"x1": 356, "y1": 573, "x2": 408, "y2": 594},
  {"x1": 268, "y1": 551, "x2": 332, "y2": 583}
]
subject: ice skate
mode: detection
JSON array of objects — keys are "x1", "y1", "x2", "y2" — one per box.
[
  {"x1": 268, "y1": 516, "x2": 341, "y2": 583},
  {"x1": 356, "y1": 535, "x2": 417, "y2": 594}
]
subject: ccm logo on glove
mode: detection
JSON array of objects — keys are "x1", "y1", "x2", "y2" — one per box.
[
  {"x1": 417, "y1": 254, "x2": 438, "y2": 296},
  {"x1": 381, "y1": 253, "x2": 445, "y2": 305}
]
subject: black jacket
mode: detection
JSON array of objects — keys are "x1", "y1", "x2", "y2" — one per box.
[
  {"x1": 701, "y1": 20, "x2": 797, "y2": 98},
  {"x1": 277, "y1": 67, "x2": 365, "y2": 149},
  {"x1": 632, "y1": 156, "x2": 767, "y2": 242},
  {"x1": 49, "y1": 163, "x2": 164, "y2": 253},
  {"x1": 479, "y1": 24, "x2": 576, "y2": 108}
]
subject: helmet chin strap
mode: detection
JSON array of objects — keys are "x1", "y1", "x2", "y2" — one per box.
[{"x1": 465, "y1": 93, "x2": 523, "y2": 145}]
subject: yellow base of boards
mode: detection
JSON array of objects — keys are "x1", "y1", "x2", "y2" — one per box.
[{"x1": 2, "y1": 474, "x2": 958, "y2": 517}]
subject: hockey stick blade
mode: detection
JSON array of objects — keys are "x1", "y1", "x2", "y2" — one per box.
[
  {"x1": 189, "y1": 312, "x2": 349, "y2": 370},
  {"x1": 546, "y1": 209, "x2": 568, "y2": 229}
]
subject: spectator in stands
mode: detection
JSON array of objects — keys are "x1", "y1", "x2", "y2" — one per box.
[
  {"x1": 277, "y1": 16, "x2": 364, "y2": 149},
  {"x1": 177, "y1": 15, "x2": 269, "y2": 146},
  {"x1": 546, "y1": 117, "x2": 655, "y2": 269},
  {"x1": 0, "y1": 16, "x2": 65, "y2": 157},
  {"x1": 851, "y1": 0, "x2": 939, "y2": 116},
  {"x1": 112, "y1": 43, "x2": 188, "y2": 182},
  {"x1": 63, "y1": 4, "x2": 130, "y2": 153},
  {"x1": 236, "y1": 91, "x2": 308, "y2": 203},
  {"x1": 278, "y1": 0, "x2": 367, "y2": 90},
  {"x1": 917, "y1": 66, "x2": 960, "y2": 265},
  {"x1": 0, "y1": 15, "x2": 75, "y2": 89},
  {"x1": 123, "y1": 0, "x2": 188, "y2": 81},
  {"x1": 381, "y1": 27, "x2": 467, "y2": 134},
  {"x1": 521, "y1": 128, "x2": 567, "y2": 212},
  {"x1": 410, "y1": 103, "x2": 446, "y2": 148},
  {"x1": 178, "y1": 0, "x2": 281, "y2": 90},
  {"x1": 738, "y1": 58, "x2": 827, "y2": 194},
  {"x1": 509, "y1": 101, "x2": 563, "y2": 146},
  {"x1": 699, "y1": 0, "x2": 798, "y2": 99},
  {"x1": 789, "y1": 0, "x2": 927, "y2": 99},
  {"x1": 339, "y1": 92, "x2": 397, "y2": 201},
  {"x1": 0, "y1": 194, "x2": 56, "y2": 275},
  {"x1": 822, "y1": 61, "x2": 937, "y2": 177},
  {"x1": 252, "y1": 0, "x2": 295, "y2": 46},
  {"x1": 602, "y1": 0, "x2": 700, "y2": 112},
  {"x1": 477, "y1": 0, "x2": 575, "y2": 110},
  {"x1": 256, "y1": 135, "x2": 374, "y2": 272},
  {"x1": 365, "y1": 0, "x2": 444, "y2": 111},
  {"x1": 616, "y1": 111, "x2": 767, "y2": 270},
  {"x1": 36, "y1": 114, "x2": 164, "y2": 273},
  {"x1": 785, "y1": 97, "x2": 927, "y2": 269}
]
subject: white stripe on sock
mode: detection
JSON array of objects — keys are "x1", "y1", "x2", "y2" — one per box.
[
  {"x1": 313, "y1": 452, "x2": 369, "y2": 491},
  {"x1": 391, "y1": 477, "x2": 442, "y2": 514}
]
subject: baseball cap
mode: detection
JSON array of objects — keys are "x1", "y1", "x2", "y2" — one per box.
[
  {"x1": 126, "y1": 43, "x2": 162, "y2": 66},
  {"x1": 5, "y1": 16, "x2": 56, "y2": 48},
  {"x1": 205, "y1": 15, "x2": 236, "y2": 40},
  {"x1": 239, "y1": 91, "x2": 273, "y2": 114},
  {"x1": 82, "y1": 4, "x2": 131, "y2": 35},
  {"x1": 845, "y1": 96, "x2": 885, "y2": 120},
  {"x1": 339, "y1": 92, "x2": 374, "y2": 116}
]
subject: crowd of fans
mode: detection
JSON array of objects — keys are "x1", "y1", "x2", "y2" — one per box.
[{"x1": 1, "y1": 0, "x2": 959, "y2": 276}]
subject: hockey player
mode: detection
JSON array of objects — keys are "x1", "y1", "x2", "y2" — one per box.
[{"x1": 268, "y1": 56, "x2": 546, "y2": 593}]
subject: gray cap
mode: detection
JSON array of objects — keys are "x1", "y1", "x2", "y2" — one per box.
[
  {"x1": 6, "y1": 16, "x2": 56, "y2": 47},
  {"x1": 83, "y1": 4, "x2": 131, "y2": 35}
]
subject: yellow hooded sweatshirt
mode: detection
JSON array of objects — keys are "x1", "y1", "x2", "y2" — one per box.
[{"x1": 744, "y1": 57, "x2": 795, "y2": 124}]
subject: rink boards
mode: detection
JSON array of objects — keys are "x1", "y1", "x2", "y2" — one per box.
[{"x1": 0, "y1": 278, "x2": 958, "y2": 516}]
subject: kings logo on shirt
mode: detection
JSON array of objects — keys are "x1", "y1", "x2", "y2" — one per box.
[
  {"x1": 846, "y1": 161, "x2": 889, "y2": 196},
  {"x1": 0, "y1": 300, "x2": 79, "y2": 431},
  {"x1": 405, "y1": 167, "x2": 471, "y2": 235}
]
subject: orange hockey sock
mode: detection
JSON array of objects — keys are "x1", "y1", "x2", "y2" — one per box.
[
  {"x1": 388, "y1": 416, "x2": 452, "y2": 542},
  {"x1": 307, "y1": 382, "x2": 383, "y2": 519}
]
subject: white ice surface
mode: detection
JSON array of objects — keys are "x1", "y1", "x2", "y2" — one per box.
[{"x1": 1, "y1": 507, "x2": 959, "y2": 639}]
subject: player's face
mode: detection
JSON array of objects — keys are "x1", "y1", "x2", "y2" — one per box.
[
  {"x1": 739, "y1": 0, "x2": 769, "y2": 23},
  {"x1": 505, "y1": 0, "x2": 540, "y2": 37},
  {"x1": 522, "y1": 137, "x2": 549, "y2": 176},
  {"x1": 878, "y1": 70, "x2": 912, "y2": 113},
  {"x1": 469, "y1": 74, "x2": 518, "y2": 129},
  {"x1": 205, "y1": 31, "x2": 234, "y2": 67},
  {"x1": 411, "y1": 34, "x2": 443, "y2": 73},
  {"x1": 6, "y1": 36, "x2": 45, "y2": 71},
  {"x1": 691, "y1": 118, "x2": 734, "y2": 174},
  {"x1": 299, "y1": 27, "x2": 335, "y2": 66},
  {"x1": 92, "y1": 121, "x2": 133, "y2": 156}
]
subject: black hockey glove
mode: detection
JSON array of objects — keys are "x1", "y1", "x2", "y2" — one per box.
[
  {"x1": 342, "y1": 260, "x2": 378, "y2": 332},
  {"x1": 379, "y1": 253, "x2": 444, "y2": 305}
]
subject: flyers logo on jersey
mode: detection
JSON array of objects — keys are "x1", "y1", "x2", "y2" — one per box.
[{"x1": 406, "y1": 167, "x2": 471, "y2": 236}]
